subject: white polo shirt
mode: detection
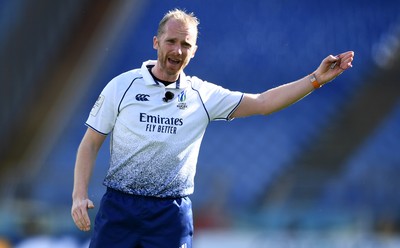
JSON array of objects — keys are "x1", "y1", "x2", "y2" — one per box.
[{"x1": 86, "y1": 60, "x2": 243, "y2": 198}]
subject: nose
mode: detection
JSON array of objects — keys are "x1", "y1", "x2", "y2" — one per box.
[{"x1": 175, "y1": 45, "x2": 182, "y2": 55}]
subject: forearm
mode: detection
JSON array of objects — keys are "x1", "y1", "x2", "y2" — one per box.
[
  {"x1": 258, "y1": 75, "x2": 315, "y2": 114},
  {"x1": 72, "y1": 143, "x2": 97, "y2": 199},
  {"x1": 73, "y1": 128, "x2": 106, "y2": 200}
]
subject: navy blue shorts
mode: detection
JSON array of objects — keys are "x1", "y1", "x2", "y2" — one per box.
[{"x1": 89, "y1": 188, "x2": 193, "y2": 248}]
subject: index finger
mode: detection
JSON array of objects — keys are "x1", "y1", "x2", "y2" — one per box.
[
  {"x1": 338, "y1": 51, "x2": 354, "y2": 70},
  {"x1": 338, "y1": 51, "x2": 355, "y2": 61}
]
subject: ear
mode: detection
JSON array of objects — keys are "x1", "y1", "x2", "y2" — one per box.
[
  {"x1": 153, "y1": 36, "x2": 158, "y2": 50},
  {"x1": 191, "y1": 45, "x2": 198, "y2": 58}
]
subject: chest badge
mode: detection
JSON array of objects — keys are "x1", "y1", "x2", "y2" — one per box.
[{"x1": 177, "y1": 90, "x2": 188, "y2": 110}]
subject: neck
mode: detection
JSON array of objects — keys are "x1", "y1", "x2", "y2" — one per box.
[
  {"x1": 149, "y1": 66, "x2": 178, "y2": 86},
  {"x1": 151, "y1": 64, "x2": 179, "y2": 82}
]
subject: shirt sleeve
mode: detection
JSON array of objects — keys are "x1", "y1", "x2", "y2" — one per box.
[
  {"x1": 85, "y1": 79, "x2": 118, "y2": 135},
  {"x1": 194, "y1": 77, "x2": 244, "y2": 121}
]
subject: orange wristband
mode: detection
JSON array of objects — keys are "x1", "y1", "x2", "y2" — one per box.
[{"x1": 309, "y1": 74, "x2": 322, "y2": 89}]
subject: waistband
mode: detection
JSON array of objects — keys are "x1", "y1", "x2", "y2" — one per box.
[{"x1": 106, "y1": 187, "x2": 187, "y2": 201}]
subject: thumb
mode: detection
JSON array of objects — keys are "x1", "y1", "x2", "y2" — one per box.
[
  {"x1": 87, "y1": 200, "x2": 95, "y2": 209},
  {"x1": 326, "y1": 54, "x2": 340, "y2": 65}
]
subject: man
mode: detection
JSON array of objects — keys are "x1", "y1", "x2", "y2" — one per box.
[{"x1": 72, "y1": 8, "x2": 354, "y2": 248}]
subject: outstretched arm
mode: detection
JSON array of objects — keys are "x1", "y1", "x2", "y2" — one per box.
[
  {"x1": 71, "y1": 128, "x2": 106, "y2": 231},
  {"x1": 232, "y1": 51, "x2": 354, "y2": 118}
]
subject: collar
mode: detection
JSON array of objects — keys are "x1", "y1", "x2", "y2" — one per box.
[{"x1": 141, "y1": 60, "x2": 188, "y2": 89}]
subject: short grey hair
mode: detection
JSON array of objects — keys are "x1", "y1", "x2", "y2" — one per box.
[{"x1": 157, "y1": 8, "x2": 200, "y2": 38}]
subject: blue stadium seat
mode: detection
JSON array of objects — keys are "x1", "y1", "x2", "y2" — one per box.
[{"x1": 320, "y1": 102, "x2": 400, "y2": 211}]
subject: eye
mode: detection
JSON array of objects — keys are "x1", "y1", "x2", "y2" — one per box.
[{"x1": 182, "y1": 42, "x2": 192, "y2": 49}]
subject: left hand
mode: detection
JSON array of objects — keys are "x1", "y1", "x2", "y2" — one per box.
[{"x1": 314, "y1": 51, "x2": 354, "y2": 85}]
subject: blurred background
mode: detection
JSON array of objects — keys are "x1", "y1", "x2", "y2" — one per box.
[{"x1": 1, "y1": 0, "x2": 400, "y2": 247}]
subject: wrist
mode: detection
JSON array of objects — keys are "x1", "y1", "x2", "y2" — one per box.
[
  {"x1": 72, "y1": 187, "x2": 88, "y2": 200},
  {"x1": 309, "y1": 73, "x2": 323, "y2": 89}
]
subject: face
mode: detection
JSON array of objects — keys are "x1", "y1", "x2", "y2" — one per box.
[{"x1": 153, "y1": 19, "x2": 198, "y2": 81}]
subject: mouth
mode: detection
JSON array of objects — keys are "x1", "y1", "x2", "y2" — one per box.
[{"x1": 168, "y1": 58, "x2": 181, "y2": 65}]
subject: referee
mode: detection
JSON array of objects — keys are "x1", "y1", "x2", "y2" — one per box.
[{"x1": 71, "y1": 8, "x2": 354, "y2": 248}]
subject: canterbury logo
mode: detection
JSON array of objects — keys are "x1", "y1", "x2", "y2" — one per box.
[{"x1": 135, "y1": 94, "x2": 150, "y2": 101}]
